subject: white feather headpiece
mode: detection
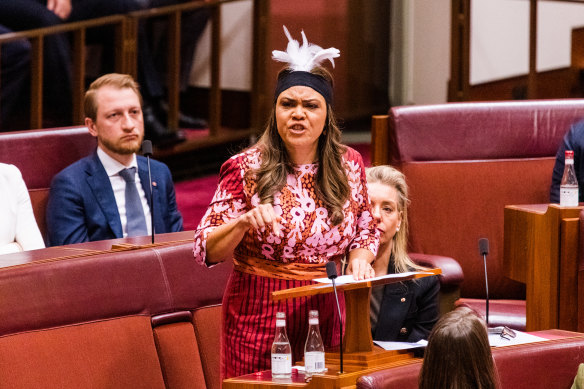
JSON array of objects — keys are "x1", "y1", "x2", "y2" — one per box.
[{"x1": 272, "y1": 26, "x2": 340, "y2": 71}]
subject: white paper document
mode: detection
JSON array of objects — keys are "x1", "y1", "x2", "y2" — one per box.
[
  {"x1": 488, "y1": 330, "x2": 547, "y2": 347},
  {"x1": 374, "y1": 339, "x2": 428, "y2": 351},
  {"x1": 313, "y1": 271, "x2": 432, "y2": 285}
]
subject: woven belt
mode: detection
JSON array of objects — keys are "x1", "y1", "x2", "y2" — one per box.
[{"x1": 232, "y1": 252, "x2": 341, "y2": 280}]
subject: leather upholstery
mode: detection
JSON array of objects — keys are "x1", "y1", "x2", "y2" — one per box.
[
  {"x1": 379, "y1": 100, "x2": 584, "y2": 323},
  {"x1": 0, "y1": 127, "x2": 95, "y2": 189},
  {"x1": 193, "y1": 305, "x2": 223, "y2": 389},
  {"x1": 409, "y1": 253, "x2": 464, "y2": 289},
  {"x1": 356, "y1": 330, "x2": 584, "y2": 389},
  {"x1": 0, "y1": 126, "x2": 95, "y2": 239},
  {"x1": 0, "y1": 240, "x2": 232, "y2": 388},
  {"x1": 389, "y1": 100, "x2": 584, "y2": 163},
  {"x1": 455, "y1": 298, "x2": 526, "y2": 330}
]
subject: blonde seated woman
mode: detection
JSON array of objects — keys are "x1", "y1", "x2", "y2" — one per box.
[
  {"x1": 366, "y1": 165, "x2": 439, "y2": 342},
  {"x1": 0, "y1": 163, "x2": 45, "y2": 254}
]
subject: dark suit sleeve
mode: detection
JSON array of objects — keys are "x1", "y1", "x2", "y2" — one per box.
[
  {"x1": 162, "y1": 164, "x2": 183, "y2": 232},
  {"x1": 46, "y1": 172, "x2": 90, "y2": 246},
  {"x1": 551, "y1": 121, "x2": 584, "y2": 203},
  {"x1": 406, "y1": 276, "x2": 440, "y2": 343}
]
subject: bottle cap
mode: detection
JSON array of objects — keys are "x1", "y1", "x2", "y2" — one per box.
[{"x1": 566, "y1": 150, "x2": 574, "y2": 159}]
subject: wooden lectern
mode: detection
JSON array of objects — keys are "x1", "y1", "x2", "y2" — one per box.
[
  {"x1": 504, "y1": 204, "x2": 582, "y2": 331},
  {"x1": 223, "y1": 269, "x2": 441, "y2": 388}
]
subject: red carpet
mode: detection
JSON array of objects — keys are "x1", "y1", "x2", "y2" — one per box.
[{"x1": 175, "y1": 143, "x2": 370, "y2": 230}]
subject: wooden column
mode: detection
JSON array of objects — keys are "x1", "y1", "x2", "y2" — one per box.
[
  {"x1": 167, "y1": 11, "x2": 181, "y2": 132},
  {"x1": 504, "y1": 204, "x2": 582, "y2": 331},
  {"x1": 449, "y1": 0, "x2": 470, "y2": 102},
  {"x1": 72, "y1": 28, "x2": 87, "y2": 125},
  {"x1": 527, "y1": 0, "x2": 538, "y2": 99},
  {"x1": 251, "y1": 0, "x2": 270, "y2": 134},
  {"x1": 30, "y1": 37, "x2": 44, "y2": 129},
  {"x1": 209, "y1": 4, "x2": 222, "y2": 136}
]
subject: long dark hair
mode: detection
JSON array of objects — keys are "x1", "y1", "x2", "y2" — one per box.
[
  {"x1": 251, "y1": 66, "x2": 349, "y2": 225},
  {"x1": 419, "y1": 307, "x2": 500, "y2": 389}
]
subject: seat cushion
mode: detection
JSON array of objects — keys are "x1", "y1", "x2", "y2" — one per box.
[
  {"x1": 153, "y1": 321, "x2": 207, "y2": 389},
  {"x1": 193, "y1": 305, "x2": 222, "y2": 389},
  {"x1": 0, "y1": 316, "x2": 166, "y2": 389},
  {"x1": 456, "y1": 298, "x2": 526, "y2": 330}
]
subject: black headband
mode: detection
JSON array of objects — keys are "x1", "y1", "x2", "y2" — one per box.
[{"x1": 274, "y1": 71, "x2": 333, "y2": 105}]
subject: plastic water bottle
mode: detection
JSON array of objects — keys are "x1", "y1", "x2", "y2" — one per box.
[
  {"x1": 304, "y1": 310, "x2": 326, "y2": 377},
  {"x1": 560, "y1": 150, "x2": 579, "y2": 207},
  {"x1": 271, "y1": 312, "x2": 292, "y2": 379}
]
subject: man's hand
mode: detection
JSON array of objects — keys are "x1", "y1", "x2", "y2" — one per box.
[{"x1": 47, "y1": 0, "x2": 72, "y2": 20}]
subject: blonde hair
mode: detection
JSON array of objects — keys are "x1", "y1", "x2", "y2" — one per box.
[
  {"x1": 419, "y1": 307, "x2": 500, "y2": 389},
  {"x1": 366, "y1": 165, "x2": 422, "y2": 273},
  {"x1": 84, "y1": 73, "x2": 142, "y2": 122}
]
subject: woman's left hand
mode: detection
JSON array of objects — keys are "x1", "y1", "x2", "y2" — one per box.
[{"x1": 347, "y1": 248, "x2": 375, "y2": 280}]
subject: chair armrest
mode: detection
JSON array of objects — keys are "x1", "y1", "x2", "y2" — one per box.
[{"x1": 409, "y1": 253, "x2": 464, "y2": 289}]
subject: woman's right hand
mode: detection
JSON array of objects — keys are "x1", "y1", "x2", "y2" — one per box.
[
  {"x1": 238, "y1": 203, "x2": 282, "y2": 236},
  {"x1": 204, "y1": 203, "x2": 281, "y2": 264}
]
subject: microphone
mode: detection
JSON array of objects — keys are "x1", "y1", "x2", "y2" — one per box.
[
  {"x1": 478, "y1": 238, "x2": 490, "y2": 325},
  {"x1": 325, "y1": 261, "x2": 343, "y2": 373},
  {"x1": 142, "y1": 140, "x2": 155, "y2": 244}
]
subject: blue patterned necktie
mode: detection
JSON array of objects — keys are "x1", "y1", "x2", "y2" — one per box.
[{"x1": 118, "y1": 167, "x2": 148, "y2": 237}]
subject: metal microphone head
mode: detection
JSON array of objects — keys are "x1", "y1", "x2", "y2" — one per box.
[
  {"x1": 141, "y1": 140, "x2": 153, "y2": 157},
  {"x1": 479, "y1": 238, "x2": 489, "y2": 256},
  {"x1": 326, "y1": 261, "x2": 337, "y2": 280}
]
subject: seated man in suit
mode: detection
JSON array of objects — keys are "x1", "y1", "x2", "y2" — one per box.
[{"x1": 46, "y1": 73, "x2": 183, "y2": 246}]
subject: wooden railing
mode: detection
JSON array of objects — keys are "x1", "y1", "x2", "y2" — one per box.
[{"x1": 0, "y1": 0, "x2": 268, "y2": 142}]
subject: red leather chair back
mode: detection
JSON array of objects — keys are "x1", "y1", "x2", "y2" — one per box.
[
  {"x1": 357, "y1": 332, "x2": 584, "y2": 389},
  {"x1": 387, "y1": 100, "x2": 584, "y2": 299},
  {"x1": 0, "y1": 127, "x2": 96, "y2": 239}
]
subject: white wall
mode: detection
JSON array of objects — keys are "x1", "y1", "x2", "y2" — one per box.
[
  {"x1": 471, "y1": 0, "x2": 584, "y2": 84},
  {"x1": 390, "y1": 0, "x2": 451, "y2": 106},
  {"x1": 411, "y1": 0, "x2": 451, "y2": 105},
  {"x1": 470, "y1": 0, "x2": 529, "y2": 84},
  {"x1": 188, "y1": 0, "x2": 253, "y2": 91}
]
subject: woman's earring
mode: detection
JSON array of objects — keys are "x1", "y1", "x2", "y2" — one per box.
[{"x1": 396, "y1": 224, "x2": 401, "y2": 231}]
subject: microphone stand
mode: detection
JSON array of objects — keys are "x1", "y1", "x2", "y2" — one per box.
[
  {"x1": 331, "y1": 277, "x2": 343, "y2": 374},
  {"x1": 325, "y1": 261, "x2": 343, "y2": 374},
  {"x1": 482, "y1": 250, "x2": 489, "y2": 325},
  {"x1": 142, "y1": 140, "x2": 155, "y2": 244},
  {"x1": 478, "y1": 238, "x2": 489, "y2": 325}
]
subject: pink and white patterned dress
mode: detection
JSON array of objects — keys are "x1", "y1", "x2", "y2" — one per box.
[{"x1": 193, "y1": 146, "x2": 378, "y2": 379}]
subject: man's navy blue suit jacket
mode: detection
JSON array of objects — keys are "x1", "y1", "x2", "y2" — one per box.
[{"x1": 46, "y1": 151, "x2": 183, "y2": 246}]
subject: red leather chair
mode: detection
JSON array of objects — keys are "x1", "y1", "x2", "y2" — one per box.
[
  {"x1": 0, "y1": 127, "x2": 95, "y2": 239},
  {"x1": 357, "y1": 330, "x2": 584, "y2": 389},
  {"x1": 371, "y1": 99, "x2": 584, "y2": 330}
]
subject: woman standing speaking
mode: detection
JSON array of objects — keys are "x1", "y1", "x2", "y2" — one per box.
[{"x1": 193, "y1": 27, "x2": 379, "y2": 379}]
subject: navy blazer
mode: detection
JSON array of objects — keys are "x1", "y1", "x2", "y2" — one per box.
[
  {"x1": 551, "y1": 119, "x2": 584, "y2": 203},
  {"x1": 46, "y1": 151, "x2": 183, "y2": 246},
  {"x1": 372, "y1": 263, "x2": 439, "y2": 343}
]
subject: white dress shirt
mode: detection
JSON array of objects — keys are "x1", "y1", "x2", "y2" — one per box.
[
  {"x1": 96, "y1": 147, "x2": 152, "y2": 237},
  {"x1": 0, "y1": 163, "x2": 45, "y2": 254}
]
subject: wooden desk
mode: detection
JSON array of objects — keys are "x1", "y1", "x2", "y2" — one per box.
[
  {"x1": 0, "y1": 230, "x2": 195, "y2": 269},
  {"x1": 222, "y1": 358, "x2": 422, "y2": 389},
  {"x1": 504, "y1": 204, "x2": 582, "y2": 331},
  {"x1": 224, "y1": 270, "x2": 441, "y2": 388},
  {"x1": 224, "y1": 329, "x2": 584, "y2": 388}
]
